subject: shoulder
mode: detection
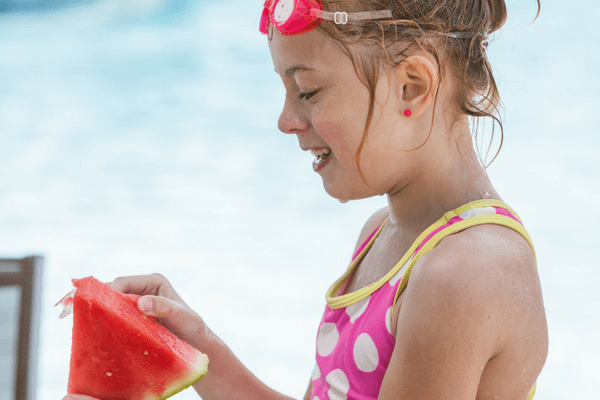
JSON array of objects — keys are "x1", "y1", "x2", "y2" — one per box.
[
  {"x1": 352, "y1": 206, "x2": 389, "y2": 254},
  {"x1": 409, "y1": 224, "x2": 537, "y2": 310},
  {"x1": 401, "y1": 223, "x2": 544, "y2": 351},
  {"x1": 413, "y1": 223, "x2": 537, "y2": 294},
  {"x1": 382, "y1": 224, "x2": 547, "y2": 399}
]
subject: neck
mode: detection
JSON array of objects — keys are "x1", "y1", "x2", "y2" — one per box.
[{"x1": 385, "y1": 120, "x2": 501, "y2": 233}]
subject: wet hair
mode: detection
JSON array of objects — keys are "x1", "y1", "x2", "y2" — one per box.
[{"x1": 312, "y1": 0, "x2": 541, "y2": 183}]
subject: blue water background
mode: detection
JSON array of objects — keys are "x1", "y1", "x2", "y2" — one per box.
[{"x1": 0, "y1": 0, "x2": 598, "y2": 398}]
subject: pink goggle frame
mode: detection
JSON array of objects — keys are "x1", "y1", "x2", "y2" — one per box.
[{"x1": 259, "y1": 0, "x2": 393, "y2": 36}]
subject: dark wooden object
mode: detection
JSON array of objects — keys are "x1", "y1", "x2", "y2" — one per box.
[{"x1": 0, "y1": 256, "x2": 44, "y2": 400}]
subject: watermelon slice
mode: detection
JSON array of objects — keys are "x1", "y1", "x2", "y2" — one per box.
[{"x1": 58, "y1": 276, "x2": 209, "y2": 400}]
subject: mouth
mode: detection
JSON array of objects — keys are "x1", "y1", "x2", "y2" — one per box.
[{"x1": 310, "y1": 147, "x2": 332, "y2": 172}]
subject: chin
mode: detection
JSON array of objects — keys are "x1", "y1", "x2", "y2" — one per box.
[{"x1": 322, "y1": 181, "x2": 376, "y2": 202}]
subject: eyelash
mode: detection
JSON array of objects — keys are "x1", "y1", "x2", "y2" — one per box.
[{"x1": 298, "y1": 90, "x2": 318, "y2": 101}]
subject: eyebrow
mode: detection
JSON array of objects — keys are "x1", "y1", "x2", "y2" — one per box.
[{"x1": 274, "y1": 64, "x2": 315, "y2": 76}]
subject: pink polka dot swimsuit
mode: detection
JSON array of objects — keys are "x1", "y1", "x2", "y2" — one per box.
[{"x1": 310, "y1": 200, "x2": 538, "y2": 400}]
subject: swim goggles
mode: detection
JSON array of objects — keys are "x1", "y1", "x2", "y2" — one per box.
[
  {"x1": 259, "y1": 0, "x2": 393, "y2": 36},
  {"x1": 259, "y1": 0, "x2": 487, "y2": 41}
]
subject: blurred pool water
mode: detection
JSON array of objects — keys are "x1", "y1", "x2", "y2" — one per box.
[{"x1": 0, "y1": 0, "x2": 598, "y2": 399}]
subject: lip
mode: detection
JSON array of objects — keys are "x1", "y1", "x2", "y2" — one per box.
[
  {"x1": 313, "y1": 156, "x2": 330, "y2": 172},
  {"x1": 300, "y1": 145, "x2": 327, "y2": 152},
  {"x1": 299, "y1": 144, "x2": 332, "y2": 172},
  {"x1": 312, "y1": 150, "x2": 332, "y2": 172}
]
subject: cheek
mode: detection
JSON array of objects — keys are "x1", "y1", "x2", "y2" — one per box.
[
  {"x1": 316, "y1": 117, "x2": 360, "y2": 165},
  {"x1": 312, "y1": 93, "x2": 367, "y2": 167}
]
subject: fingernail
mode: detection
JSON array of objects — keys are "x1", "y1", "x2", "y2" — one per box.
[{"x1": 138, "y1": 296, "x2": 152, "y2": 313}]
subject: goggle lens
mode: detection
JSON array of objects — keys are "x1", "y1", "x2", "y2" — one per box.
[{"x1": 260, "y1": 0, "x2": 324, "y2": 36}]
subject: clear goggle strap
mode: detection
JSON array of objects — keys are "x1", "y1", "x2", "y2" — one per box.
[
  {"x1": 444, "y1": 31, "x2": 488, "y2": 39},
  {"x1": 306, "y1": 8, "x2": 487, "y2": 46},
  {"x1": 309, "y1": 9, "x2": 393, "y2": 25},
  {"x1": 383, "y1": 26, "x2": 488, "y2": 41}
]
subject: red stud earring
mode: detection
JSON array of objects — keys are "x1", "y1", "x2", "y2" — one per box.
[{"x1": 404, "y1": 109, "x2": 412, "y2": 117}]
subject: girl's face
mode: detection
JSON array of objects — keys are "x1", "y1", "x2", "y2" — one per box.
[{"x1": 269, "y1": 29, "x2": 428, "y2": 201}]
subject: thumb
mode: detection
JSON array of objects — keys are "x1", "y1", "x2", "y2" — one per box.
[
  {"x1": 136, "y1": 294, "x2": 205, "y2": 348},
  {"x1": 137, "y1": 295, "x2": 175, "y2": 318}
]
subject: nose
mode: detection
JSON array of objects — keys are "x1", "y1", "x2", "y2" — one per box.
[{"x1": 278, "y1": 97, "x2": 310, "y2": 135}]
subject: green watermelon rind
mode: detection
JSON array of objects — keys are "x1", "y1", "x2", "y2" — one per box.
[{"x1": 148, "y1": 353, "x2": 209, "y2": 400}]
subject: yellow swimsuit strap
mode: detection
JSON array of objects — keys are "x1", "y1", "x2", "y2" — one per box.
[
  {"x1": 390, "y1": 201, "x2": 537, "y2": 400},
  {"x1": 327, "y1": 199, "x2": 536, "y2": 310},
  {"x1": 326, "y1": 200, "x2": 537, "y2": 400}
]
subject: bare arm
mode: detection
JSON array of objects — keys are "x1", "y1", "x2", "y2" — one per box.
[
  {"x1": 63, "y1": 273, "x2": 297, "y2": 400},
  {"x1": 192, "y1": 328, "x2": 296, "y2": 400},
  {"x1": 62, "y1": 208, "x2": 393, "y2": 400},
  {"x1": 303, "y1": 381, "x2": 313, "y2": 400},
  {"x1": 378, "y1": 226, "x2": 547, "y2": 400}
]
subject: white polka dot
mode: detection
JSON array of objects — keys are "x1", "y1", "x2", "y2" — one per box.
[
  {"x1": 316, "y1": 323, "x2": 339, "y2": 357},
  {"x1": 345, "y1": 296, "x2": 369, "y2": 323},
  {"x1": 313, "y1": 397, "x2": 320, "y2": 400},
  {"x1": 459, "y1": 206, "x2": 496, "y2": 219},
  {"x1": 312, "y1": 363, "x2": 321, "y2": 381},
  {"x1": 385, "y1": 306, "x2": 392, "y2": 334},
  {"x1": 353, "y1": 332, "x2": 379, "y2": 373},
  {"x1": 326, "y1": 369, "x2": 349, "y2": 400}
]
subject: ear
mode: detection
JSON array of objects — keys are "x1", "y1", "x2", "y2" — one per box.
[{"x1": 395, "y1": 55, "x2": 439, "y2": 118}]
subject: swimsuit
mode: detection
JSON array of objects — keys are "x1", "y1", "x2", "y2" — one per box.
[{"x1": 309, "y1": 199, "x2": 537, "y2": 400}]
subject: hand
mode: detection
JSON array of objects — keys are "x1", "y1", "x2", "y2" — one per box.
[
  {"x1": 66, "y1": 274, "x2": 293, "y2": 400},
  {"x1": 109, "y1": 273, "x2": 208, "y2": 351}
]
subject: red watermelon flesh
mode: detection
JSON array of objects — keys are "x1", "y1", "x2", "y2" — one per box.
[{"x1": 59, "y1": 276, "x2": 209, "y2": 400}]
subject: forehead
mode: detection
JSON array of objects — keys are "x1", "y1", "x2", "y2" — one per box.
[{"x1": 268, "y1": 29, "x2": 343, "y2": 76}]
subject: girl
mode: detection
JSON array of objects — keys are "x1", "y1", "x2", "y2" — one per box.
[{"x1": 63, "y1": 1, "x2": 548, "y2": 399}]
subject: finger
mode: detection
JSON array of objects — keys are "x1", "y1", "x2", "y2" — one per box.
[
  {"x1": 136, "y1": 294, "x2": 203, "y2": 347},
  {"x1": 108, "y1": 274, "x2": 167, "y2": 297},
  {"x1": 137, "y1": 295, "x2": 176, "y2": 318}
]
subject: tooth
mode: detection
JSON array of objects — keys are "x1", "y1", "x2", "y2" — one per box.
[{"x1": 310, "y1": 148, "x2": 332, "y2": 158}]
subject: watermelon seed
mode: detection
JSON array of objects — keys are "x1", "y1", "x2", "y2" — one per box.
[{"x1": 106, "y1": 372, "x2": 112, "y2": 377}]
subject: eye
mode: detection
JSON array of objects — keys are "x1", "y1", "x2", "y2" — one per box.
[{"x1": 298, "y1": 90, "x2": 318, "y2": 101}]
